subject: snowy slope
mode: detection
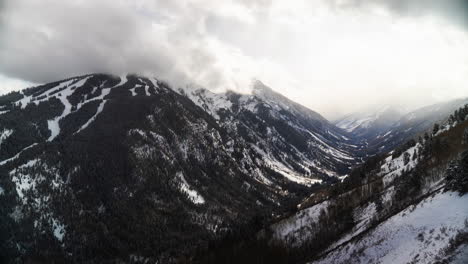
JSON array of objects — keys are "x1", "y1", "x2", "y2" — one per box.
[
  {"x1": 313, "y1": 190, "x2": 468, "y2": 264},
  {"x1": 268, "y1": 141, "x2": 424, "y2": 249},
  {"x1": 270, "y1": 200, "x2": 330, "y2": 247},
  {"x1": 176, "y1": 81, "x2": 359, "y2": 180}
]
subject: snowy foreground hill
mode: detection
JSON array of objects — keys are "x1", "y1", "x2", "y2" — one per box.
[
  {"x1": 0, "y1": 73, "x2": 467, "y2": 263},
  {"x1": 314, "y1": 190, "x2": 468, "y2": 264}
]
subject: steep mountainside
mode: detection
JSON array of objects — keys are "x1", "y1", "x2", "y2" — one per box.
[
  {"x1": 0, "y1": 74, "x2": 358, "y2": 262},
  {"x1": 256, "y1": 105, "x2": 468, "y2": 264},
  {"x1": 178, "y1": 81, "x2": 360, "y2": 178}
]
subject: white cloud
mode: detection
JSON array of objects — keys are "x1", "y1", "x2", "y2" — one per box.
[
  {"x1": 0, "y1": 0, "x2": 467, "y2": 118},
  {"x1": 0, "y1": 74, "x2": 35, "y2": 95}
]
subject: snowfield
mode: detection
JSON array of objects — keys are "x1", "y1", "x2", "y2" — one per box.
[{"x1": 313, "y1": 190, "x2": 468, "y2": 264}]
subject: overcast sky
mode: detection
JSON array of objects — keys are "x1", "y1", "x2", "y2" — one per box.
[{"x1": 1, "y1": 0, "x2": 467, "y2": 119}]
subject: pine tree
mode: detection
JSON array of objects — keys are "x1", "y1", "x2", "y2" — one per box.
[
  {"x1": 457, "y1": 108, "x2": 465, "y2": 121},
  {"x1": 403, "y1": 152, "x2": 411, "y2": 165},
  {"x1": 448, "y1": 115, "x2": 455, "y2": 125},
  {"x1": 446, "y1": 151, "x2": 468, "y2": 195},
  {"x1": 463, "y1": 128, "x2": 468, "y2": 145},
  {"x1": 432, "y1": 123, "x2": 440, "y2": 135},
  {"x1": 424, "y1": 132, "x2": 430, "y2": 141}
]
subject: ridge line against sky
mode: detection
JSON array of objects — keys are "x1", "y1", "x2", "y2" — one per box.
[{"x1": 1, "y1": 0, "x2": 467, "y2": 119}]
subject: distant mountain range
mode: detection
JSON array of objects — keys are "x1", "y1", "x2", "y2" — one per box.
[
  {"x1": 335, "y1": 105, "x2": 406, "y2": 138},
  {"x1": 336, "y1": 98, "x2": 468, "y2": 155}
]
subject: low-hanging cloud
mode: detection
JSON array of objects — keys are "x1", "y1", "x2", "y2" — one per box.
[
  {"x1": 1, "y1": 0, "x2": 468, "y2": 118},
  {"x1": 0, "y1": 0, "x2": 263, "y2": 92}
]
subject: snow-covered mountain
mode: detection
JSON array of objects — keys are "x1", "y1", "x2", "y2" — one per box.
[
  {"x1": 335, "y1": 105, "x2": 404, "y2": 137},
  {"x1": 0, "y1": 74, "x2": 359, "y2": 262},
  {"x1": 1, "y1": 73, "x2": 466, "y2": 263},
  {"x1": 177, "y1": 80, "x2": 360, "y2": 178},
  {"x1": 337, "y1": 99, "x2": 468, "y2": 156},
  {"x1": 365, "y1": 98, "x2": 468, "y2": 155},
  {"x1": 261, "y1": 107, "x2": 468, "y2": 264}
]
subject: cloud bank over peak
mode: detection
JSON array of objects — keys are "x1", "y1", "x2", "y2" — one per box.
[{"x1": 1, "y1": 0, "x2": 467, "y2": 118}]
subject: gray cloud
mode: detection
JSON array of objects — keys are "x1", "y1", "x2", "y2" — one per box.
[
  {"x1": 0, "y1": 0, "x2": 249, "y2": 90},
  {"x1": 327, "y1": 0, "x2": 468, "y2": 28},
  {"x1": 0, "y1": 0, "x2": 467, "y2": 118},
  {"x1": 1, "y1": 1, "x2": 173, "y2": 82}
]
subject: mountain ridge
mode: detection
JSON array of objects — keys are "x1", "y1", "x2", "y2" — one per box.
[
  {"x1": 1, "y1": 73, "x2": 467, "y2": 263},
  {"x1": 0, "y1": 73, "x2": 358, "y2": 262}
]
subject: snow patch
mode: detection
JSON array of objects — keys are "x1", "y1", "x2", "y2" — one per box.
[
  {"x1": 129, "y1": 85, "x2": 139, "y2": 96},
  {"x1": 0, "y1": 129, "x2": 13, "y2": 148},
  {"x1": 10, "y1": 159, "x2": 41, "y2": 202},
  {"x1": 267, "y1": 159, "x2": 322, "y2": 186},
  {"x1": 176, "y1": 172, "x2": 205, "y2": 205},
  {"x1": 144, "y1": 85, "x2": 151, "y2": 96},
  {"x1": 51, "y1": 218, "x2": 65, "y2": 242},
  {"x1": 178, "y1": 86, "x2": 233, "y2": 119},
  {"x1": 380, "y1": 144, "x2": 420, "y2": 187},
  {"x1": 75, "y1": 100, "x2": 107, "y2": 134}
]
